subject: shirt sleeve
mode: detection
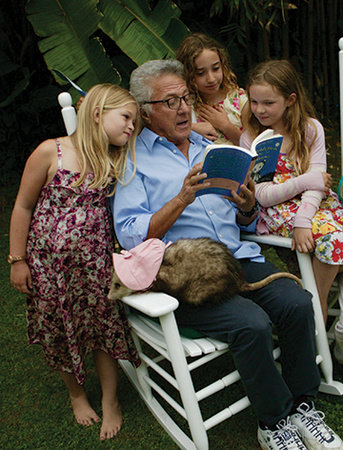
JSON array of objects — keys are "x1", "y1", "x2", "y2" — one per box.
[
  {"x1": 243, "y1": 121, "x2": 327, "y2": 228},
  {"x1": 294, "y1": 119, "x2": 327, "y2": 228},
  {"x1": 113, "y1": 161, "x2": 153, "y2": 250}
]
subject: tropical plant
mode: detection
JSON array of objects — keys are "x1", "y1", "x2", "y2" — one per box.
[{"x1": 26, "y1": 0, "x2": 190, "y2": 96}]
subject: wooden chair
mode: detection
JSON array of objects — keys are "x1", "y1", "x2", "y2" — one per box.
[{"x1": 57, "y1": 42, "x2": 343, "y2": 444}]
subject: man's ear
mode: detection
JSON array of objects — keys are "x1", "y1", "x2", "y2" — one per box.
[
  {"x1": 140, "y1": 107, "x2": 151, "y2": 124},
  {"x1": 287, "y1": 93, "x2": 297, "y2": 107},
  {"x1": 94, "y1": 106, "x2": 100, "y2": 124}
]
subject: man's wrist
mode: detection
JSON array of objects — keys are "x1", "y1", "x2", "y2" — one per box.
[{"x1": 237, "y1": 203, "x2": 258, "y2": 218}]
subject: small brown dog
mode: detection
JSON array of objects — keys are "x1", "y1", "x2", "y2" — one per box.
[{"x1": 108, "y1": 238, "x2": 302, "y2": 306}]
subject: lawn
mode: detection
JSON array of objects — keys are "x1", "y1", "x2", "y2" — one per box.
[{"x1": 1, "y1": 124, "x2": 343, "y2": 449}]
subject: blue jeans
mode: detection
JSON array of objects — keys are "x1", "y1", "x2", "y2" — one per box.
[{"x1": 174, "y1": 259, "x2": 321, "y2": 426}]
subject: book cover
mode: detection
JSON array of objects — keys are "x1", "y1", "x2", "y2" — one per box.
[
  {"x1": 251, "y1": 135, "x2": 283, "y2": 183},
  {"x1": 195, "y1": 130, "x2": 283, "y2": 198}
]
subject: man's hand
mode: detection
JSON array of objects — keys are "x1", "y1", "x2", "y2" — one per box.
[
  {"x1": 177, "y1": 163, "x2": 210, "y2": 206},
  {"x1": 292, "y1": 227, "x2": 315, "y2": 253},
  {"x1": 226, "y1": 177, "x2": 256, "y2": 212}
]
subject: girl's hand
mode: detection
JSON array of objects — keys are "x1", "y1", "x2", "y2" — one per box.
[
  {"x1": 10, "y1": 261, "x2": 32, "y2": 294},
  {"x1": 192, "y1": 121, "x2": 218, "y2": 141},
  {"x1": 292, "y1": 227, "x2": 315, "y2": 253},
  {"x1": 198, "y1": 104, "x2": 230, "y2": 132},
  {"x1": 322, "y1": 172, "x2": 332, "y2": 190}
]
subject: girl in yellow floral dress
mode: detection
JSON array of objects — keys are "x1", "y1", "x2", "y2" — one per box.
[{"x1": 240, "y1": 59, "x2": 343, "y2": 364}]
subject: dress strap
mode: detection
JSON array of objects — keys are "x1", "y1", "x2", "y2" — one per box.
[{"x1": 55, "y1": 139, "x2": 63, "y2": 170}]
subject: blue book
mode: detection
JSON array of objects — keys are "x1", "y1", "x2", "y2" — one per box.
[{"x1": 196, "y1": 129, "x2": 283, "y2": 198}]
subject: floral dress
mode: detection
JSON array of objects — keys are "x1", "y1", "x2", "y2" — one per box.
[
  {"x1": 195, "y1": 88, "x2": 248, "y2": 145},
  {"x1": 258, "y1": 153, "x2": 343, "y2": 265},
  {"x1": 26, "y1": 140, "x2": 140, "y2": 384}
]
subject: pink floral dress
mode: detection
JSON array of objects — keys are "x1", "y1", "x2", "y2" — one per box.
[
  {"x1": 258, "y1": 153, "x2": 343, "y2": 265},
  {"x1": 26, "y1": 140, "x2": 140, "y2": 384}
]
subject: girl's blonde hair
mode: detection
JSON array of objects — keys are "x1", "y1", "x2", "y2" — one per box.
[
  {"x1": 176, "y1": 33, "x2": 238, "y2": 107},
  {"x1": 72, "y1": 83, "x2": 139, "y2": 192},
  {"x1": 246, "y1": 59, "x2": 317, "y2": 174}
]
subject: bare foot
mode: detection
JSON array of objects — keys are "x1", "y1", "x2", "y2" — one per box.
[
  {"x1": 100, "y1": 398, "x2": 122, "y2": 440},
  {"x1": 70, "y1": 392, "x2": 100, "y2": 426}
]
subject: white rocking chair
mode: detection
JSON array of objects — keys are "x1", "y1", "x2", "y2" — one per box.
[{"x1": 56, "y1": 40, "x2": 343, "y2": 448}]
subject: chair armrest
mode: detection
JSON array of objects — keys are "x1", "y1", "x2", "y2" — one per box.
[
  {"x1": 242, "y1": 232, "x2": 292, "y2": 249},
  {"x1": 121, "y1": 292, "x2": 179, "y2": 317}
]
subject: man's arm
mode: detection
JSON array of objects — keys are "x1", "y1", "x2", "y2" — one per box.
[
  {"x1": 114, "y1": 162, "x2": 209, "y2": 248},
  {"x1": 147, "y1": 163, "x2": 209, "y2": 239}
]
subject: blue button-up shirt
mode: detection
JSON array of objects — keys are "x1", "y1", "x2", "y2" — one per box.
[{"x1": 113, "y1": 128, "x2": 263, "y2": 262}]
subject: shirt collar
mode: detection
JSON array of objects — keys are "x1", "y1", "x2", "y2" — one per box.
[{"x1": 139, "y1": 127, "x2": 211, "y2": 152}]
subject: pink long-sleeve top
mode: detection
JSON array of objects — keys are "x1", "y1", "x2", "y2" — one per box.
[{"x1": 239, "y1": 119, "x2": 327, "y2": 230}]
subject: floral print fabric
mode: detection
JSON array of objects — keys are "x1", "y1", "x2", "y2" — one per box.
[
  {"x1": 26, "y1": 140, "x2": 140, "y2": 384},
  {"x1": 258, "y1": 153, "x2": 343, "y2": 265},
  {"x1": 196, "y1": 88, "x2": 248, "y2": 145}
]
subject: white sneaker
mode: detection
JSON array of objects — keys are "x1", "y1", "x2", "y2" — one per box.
[
  {"x1": 290, "y1": 402, "x2": 343, "y2": 449},
  {"x1": 258, "y1": 417, "x2": 306, "y2": 449}
]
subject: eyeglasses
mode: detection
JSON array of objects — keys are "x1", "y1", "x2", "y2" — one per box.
[{"x1": 143, "y1": 92, "x2": 196, "y2": 110}]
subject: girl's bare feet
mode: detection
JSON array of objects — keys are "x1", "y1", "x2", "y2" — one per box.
[
  {"x1": 100, "y1": 398, "x2": 122, "y2": 440},
  {"x1": 70, "y1": 392, "x2": 100, "y2": 426}
]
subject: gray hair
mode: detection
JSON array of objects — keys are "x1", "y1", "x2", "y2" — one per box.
[{"x1": 130, "y1": 59, "x2": 185, "y2": 115}]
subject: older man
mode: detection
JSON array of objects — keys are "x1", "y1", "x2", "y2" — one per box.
[{"x1": 113, "y1": 59, "x2": 342, "y2": 450}]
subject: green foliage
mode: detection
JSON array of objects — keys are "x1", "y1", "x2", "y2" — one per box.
[
  {"x1": 99, "y1": 0, "x2": 189, "y2": 65},
  {"x1": 25, "y1": 0, "x2": 190, "y2": 94},
  {"x1": 26, "y1": 0, "x2": 121, "y2": 93}
]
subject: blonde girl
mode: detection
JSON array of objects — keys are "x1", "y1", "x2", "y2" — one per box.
[
  {"x1": 176, "y1": 32, "x2": 249, "y2": 144},
  {"x1": 240, "y1": 60, "x2": 343, "y2": 363},
  {"x1": 9, "y1": 83, "x2": 141, "y2": 440}
]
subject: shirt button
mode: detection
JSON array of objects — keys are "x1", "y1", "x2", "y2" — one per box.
[
  {"x1": 209, "y1": 210, "x2": 213, "y2": 215},
  {"x1": 219, "y1": 234, "x2": 223, "y2": 238},
  {"x1": 173, "y1": 149, "x2": 177, "y2": 154}
]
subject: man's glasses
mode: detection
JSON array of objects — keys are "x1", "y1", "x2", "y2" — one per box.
[{"x1": 143, "y1": 92, "x2": 196, "y2": 110}]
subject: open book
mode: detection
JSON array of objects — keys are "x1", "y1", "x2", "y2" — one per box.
[{"x1": 195, "y1": 129, "x2": 283, "y2": 198}]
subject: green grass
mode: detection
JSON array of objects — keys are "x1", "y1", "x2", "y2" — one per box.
[{"x1": 1, "y1": 130, "x2": 343, "y2": 450}]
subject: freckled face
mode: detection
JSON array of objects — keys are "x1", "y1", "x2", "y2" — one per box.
[
  {"x1": 249, "y1": 83, "x2": 292, "y2": 132},
  {"x1": 101, "y1": 103, "x2": 137, "y2": 146},
  {"x1": 193, "y1": 49, "x2": 223, "y2": 99},
  {"x1": 144, "y1": 74, "x2": 192, "y2": 147}
]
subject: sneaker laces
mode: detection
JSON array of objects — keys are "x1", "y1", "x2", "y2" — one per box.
[
  {"x1": 296, "y1": 402, "x2": 334, "y2": 442},
  {"x1": 272, "y1": 418, "x2": 303, "y2": 449}
]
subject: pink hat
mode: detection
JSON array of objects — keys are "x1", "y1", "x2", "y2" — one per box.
[{"x1": 112, "y1": 239, "x2": 170, "y2": 291}]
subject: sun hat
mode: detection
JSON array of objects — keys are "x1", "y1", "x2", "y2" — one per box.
[{"x1": 112, "y1": 238, "x2": 170, "y2": 291}]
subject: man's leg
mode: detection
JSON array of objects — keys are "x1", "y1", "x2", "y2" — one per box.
[
  {"x1": 241, "y1": 259, "x2": 320, "y2": 401},
  {"x1": 175, "y1": 292, "x2": 294, "y2": 426}
]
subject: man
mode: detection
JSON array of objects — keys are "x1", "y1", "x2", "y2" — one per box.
[{"x1": 113, "y1": 59, "x2": 342, "y2": 450}]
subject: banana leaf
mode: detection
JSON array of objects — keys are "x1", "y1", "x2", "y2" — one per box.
[
  {"x1": 98, "y1": 0, "x2": 190, "y2": 65},
  {"x1": 26, "y1": 0, "x2": 121, "y2": 99}
]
